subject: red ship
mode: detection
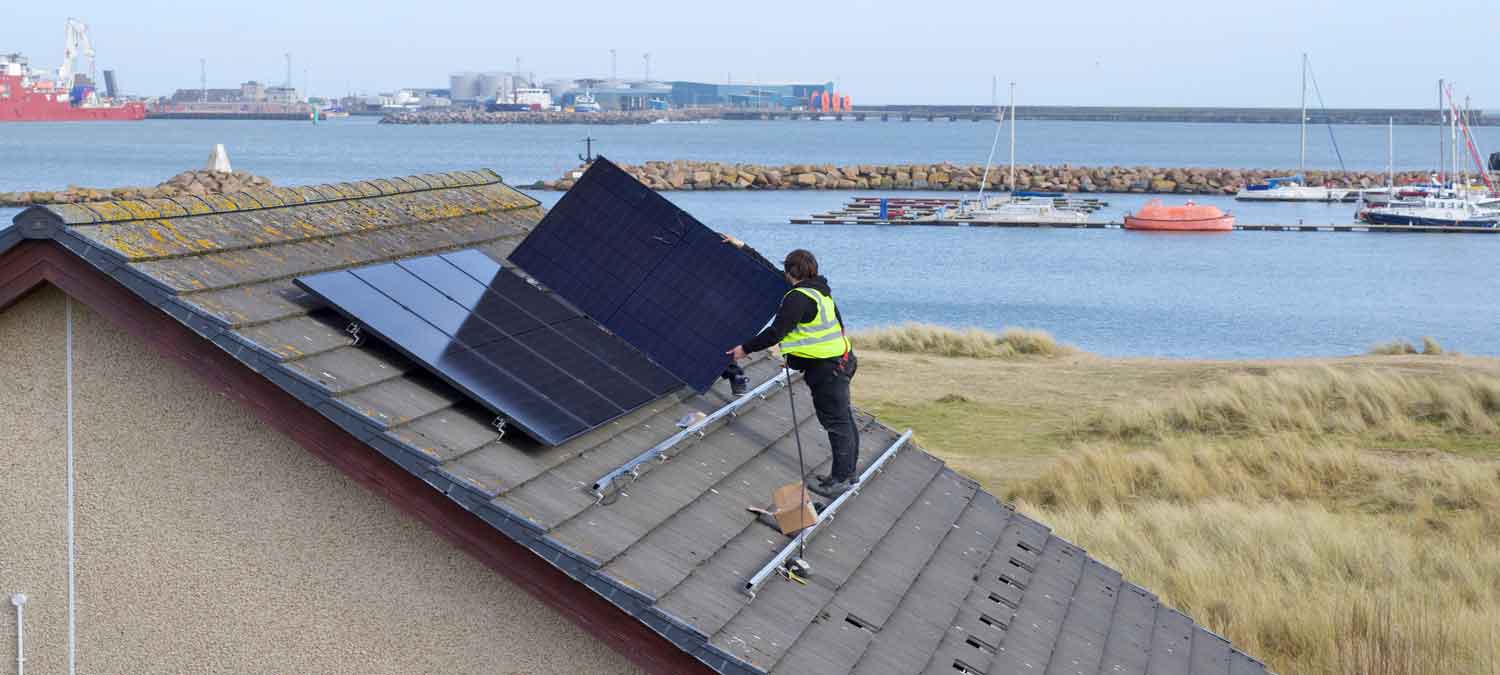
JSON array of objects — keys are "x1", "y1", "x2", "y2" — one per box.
[{"x1": 1, "y1": 20, "x2": 145, "y2": 122}]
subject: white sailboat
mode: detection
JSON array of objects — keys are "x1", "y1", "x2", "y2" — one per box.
[
  {"x1": 923, "y1": 82, "x2": 1090, "y2": 225},
  {"x1": 1236, "y1": 54, "x2": 1354, "y2": 202}
]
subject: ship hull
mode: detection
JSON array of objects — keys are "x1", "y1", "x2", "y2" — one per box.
[
  {"x1": 1358, "y1": 210, "x2": 1500, "y2": 227},
  {"x1": 0, "y1": 99, "x2": 146, "y2": 122}
]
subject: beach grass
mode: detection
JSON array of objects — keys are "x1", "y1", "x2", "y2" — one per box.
[
  {"x1": 850, "y1": 322, "x2": 1073, "y2": 359},
  {"x1": 850, "y1": 335, "x2": 1500, "y2": 675}
]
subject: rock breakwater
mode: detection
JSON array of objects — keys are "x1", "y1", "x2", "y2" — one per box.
[
  {"x1": 0, "y1": 170, "x2": 274, "y2": 207},
  {"x1": 535, "y1": 160, "x2": 1428, "y2": 194},
  {"x1": 380, "y1": 109, "x2": 722, "y2": 125}
]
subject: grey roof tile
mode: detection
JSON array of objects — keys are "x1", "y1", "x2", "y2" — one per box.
[
  {"x1": 284, "y1": 344, "x2": 411, "y2": 394},
  {"x1": 9, "y1": 170, "x2": 1269, "y2": 675},
  {"x1": 598, "y1": 419, "x2": 896, "y2": 603}
]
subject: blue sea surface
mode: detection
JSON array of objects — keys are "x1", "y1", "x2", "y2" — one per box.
[{"x1": 2, "y1": 117, "x2": 1497, "y2": 358}]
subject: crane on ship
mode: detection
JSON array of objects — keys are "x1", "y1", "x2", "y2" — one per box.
[{"x1": 57, "y1": 18, "x2": 95, "y2": 87}]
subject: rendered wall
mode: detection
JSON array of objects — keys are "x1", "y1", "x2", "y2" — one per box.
[{"x1": 0, "y1": 286, "x2": 637, "y2": 674}]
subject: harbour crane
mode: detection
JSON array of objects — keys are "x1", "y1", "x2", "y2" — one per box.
[{"x1": 57, "y1": 18, "x2": 95, "y2": 86}]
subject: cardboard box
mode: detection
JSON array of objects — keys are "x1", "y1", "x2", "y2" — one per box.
[{"x1": 770, "y1": 482, "x2": 818, "y2": 535}]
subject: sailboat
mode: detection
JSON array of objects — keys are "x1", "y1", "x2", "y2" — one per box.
[
  {"x1": 1358, "y1": 81, "x2": 1500, "y2": 227},
  {"x1": 1236, "y1": 54, "x2": 1355, "y2": 202},
  {"x1": 921, "y1": 82, "x2": 1090, "y2": 225}
]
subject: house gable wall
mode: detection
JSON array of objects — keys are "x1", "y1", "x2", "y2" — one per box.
[{"x1": 0, "y1": 286, "x2": 637, "y2": 674}]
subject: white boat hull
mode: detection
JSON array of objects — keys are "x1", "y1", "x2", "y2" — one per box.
[
  {"x1": 920, "y1": 200, "x2": 1091, "y2": 225},
  {"x1": 1235, "y1": 185, "x2": 1355, "y2": 202}
]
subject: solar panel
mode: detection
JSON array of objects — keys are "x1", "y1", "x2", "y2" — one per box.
[
  {"x1": 294, "y1": 249, "x2": 684, "y2": 446},
  {"x1": 509, "y1": 157, "x2": 789, "y2": 391}
]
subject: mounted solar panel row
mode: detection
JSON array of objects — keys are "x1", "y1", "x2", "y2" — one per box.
[
  {"x1": 509, "y1": 157, "x2": 789, "y2": 392},
  {"x1": 295, "y1": 249, "x2": 683, "y2": 446}
]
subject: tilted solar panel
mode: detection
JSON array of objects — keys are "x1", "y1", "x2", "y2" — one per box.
[
  {"x1": 509, "y1": 157, "x2": 789, "y2": 391},
  {"x1": 294, "y1": 249, "x2": 684, "y2": 446}
]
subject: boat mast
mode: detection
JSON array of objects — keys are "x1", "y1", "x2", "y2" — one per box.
[
  {"x1": 1451, "y1": 84, "x2": 1458, "y2": 190},
  {"x1": 1299, "y1": 53, "x2": 1307, "y2": 180},
  {"x1": 1388, "y1": 117, "x2": 1396, "y2": 189},
  {"x1": 1007, "y1": 81, "x2": 1016, "y2": 195},
  {"x1": 977, "y1": 80, "x2": 1005, "y2": 205},
  {"x1": 1437, "y1": 79, "x2": 1445, "y2": 183}
]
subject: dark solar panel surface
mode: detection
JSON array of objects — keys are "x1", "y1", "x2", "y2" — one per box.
[
  {"x1": 294, "y1": 249, "x2": 683, "y2": 445},
  {"x1": 508, "y1": 157, "x2": 790, "y2": 392}
]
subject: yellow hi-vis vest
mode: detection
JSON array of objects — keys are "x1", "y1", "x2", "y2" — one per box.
[{"x1": 779, "y1": 287, "x2": 850, "y2": 359}]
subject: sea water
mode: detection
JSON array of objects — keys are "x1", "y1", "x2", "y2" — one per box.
[{"x1": 2, "y1": 117, "x2": 1495, "y2": 357}]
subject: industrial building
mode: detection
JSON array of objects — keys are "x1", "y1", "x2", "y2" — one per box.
[
  {"x1": 666, "y1": 81, "x2": 833, "y2": 109},
  {"x1": 168, "y1": 81, "x2": 301, "y2": 105},
  {"x1": 543, "y1": 79, "x2": 835, "y2": 111},
  {"x1": 449, "y1": 72, "x2": 529, "y2": 103}
]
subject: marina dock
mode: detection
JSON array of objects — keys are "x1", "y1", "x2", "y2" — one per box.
[
  {"x1": 793, "y1": 196, "x2": 1500, "y2": 233},
  {"x1": 789, "y1": 217, "x2": 1500, "y2": 233}
]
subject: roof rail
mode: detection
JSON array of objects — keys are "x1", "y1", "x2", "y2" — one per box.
[
  {"x1": 744, "y1": 428, "x2": 913, "y2": 598},
  {"x1": 592, "y1": 369, "x2": 791, "y2": 500}
]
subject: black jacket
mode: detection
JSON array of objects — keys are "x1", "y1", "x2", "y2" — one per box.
[{"x1": 739, "y1": 244, "x2": 847, "y2": 368}]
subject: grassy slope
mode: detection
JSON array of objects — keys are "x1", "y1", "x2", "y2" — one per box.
[{"x1": 851, "y1": 345, "x2": 1500, "y2": 675}]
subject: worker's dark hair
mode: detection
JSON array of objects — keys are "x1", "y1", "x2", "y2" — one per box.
[{"x1": 784, "y1": 249, "x2": 819, "y2": 281}]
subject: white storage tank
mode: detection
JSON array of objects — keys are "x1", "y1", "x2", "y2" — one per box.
[
  {"x1": 476, "y1": 72, "x2": 510, "y2": 102},
  {"x1": 448, "y1": 72, "x2": 480, "y2": 101}
]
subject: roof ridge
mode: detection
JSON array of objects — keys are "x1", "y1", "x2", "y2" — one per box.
[{"x1": 40, "y1": 169, "x2": 507, "y2": 227}]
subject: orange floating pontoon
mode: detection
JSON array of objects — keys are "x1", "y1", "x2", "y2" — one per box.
[{"x1": 1124, "y1": 199, "x2": 1235, "y2": 231}]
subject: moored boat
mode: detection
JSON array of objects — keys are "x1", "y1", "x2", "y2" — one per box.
[
  {"x1": 1124, "y1": 199, "x2": 1235, "y2": 231},
  {"x1": 1235, "y1": 54, "x2": 1353, "y2": 202},
  {"x1": 1235, "y1": 175, "x2": 1354, "y2": 202},
  {"x1": 0, "y1": 21, "x2": 144, "y2": 122},
  {"x1": 1357, "y1": 197, "x2": 1500, "y2": 228}
]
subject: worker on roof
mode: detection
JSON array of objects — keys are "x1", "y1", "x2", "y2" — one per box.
[{"x1": 722, "y1": 234, "x2": 859, "y2": 499}]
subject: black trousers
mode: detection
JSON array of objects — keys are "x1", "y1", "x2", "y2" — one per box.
[{"x1": 801, "y1": 354, "x2": 859, "y2": 481}]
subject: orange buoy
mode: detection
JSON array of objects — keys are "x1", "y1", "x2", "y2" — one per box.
[{"x1": 1123, "y1": 199, "x2": 1235, "y2": 231}]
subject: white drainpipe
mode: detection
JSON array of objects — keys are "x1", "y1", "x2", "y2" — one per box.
[{"x1": 10, "y1": 593, "x2": 25, "y2": 675}]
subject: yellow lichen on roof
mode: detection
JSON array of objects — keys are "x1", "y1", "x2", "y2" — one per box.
[
  {"x1": 201, "y1": 193, "x2": 241, "y2": 211},
  {"x1": 84, "y1": 201, "x2": 139, "y2": 222}
]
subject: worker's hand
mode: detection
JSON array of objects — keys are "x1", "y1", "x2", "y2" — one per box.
[
  {"x1": 726, "y1": 345, "x2": 747, "y2": 361},
  {"x1": 719, "y1": 232, "x2": 745, "y2": 249}
]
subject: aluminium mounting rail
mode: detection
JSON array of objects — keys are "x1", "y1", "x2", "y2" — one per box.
[
  {"x1": 591, "y1": 369, "x2": 791, "y2": 500},
  {"x1": 744, "y1": 428, "x2": 914, "y2": 598}
]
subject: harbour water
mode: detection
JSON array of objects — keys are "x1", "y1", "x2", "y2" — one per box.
[{"x1": 3, "y1": 117, "x2": 1497, "y2": 358}]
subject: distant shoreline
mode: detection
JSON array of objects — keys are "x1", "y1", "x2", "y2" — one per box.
[{"x1": 381, "y1": 105, "x2": 1495, "y2": 127}]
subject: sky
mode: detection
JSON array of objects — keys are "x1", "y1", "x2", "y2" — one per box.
[{"x1": 8, "y1": 0, "x2": 1497, "y2": 108}]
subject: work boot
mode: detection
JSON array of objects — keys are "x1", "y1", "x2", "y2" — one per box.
[
  {"x1": 730, "y1": 374, "x2": 750, "y2": 396},
  {"x1": 808, "y1": 477, "x2": 855, "y2": 499}
]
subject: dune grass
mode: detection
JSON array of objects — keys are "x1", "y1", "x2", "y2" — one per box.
[
  {"x1": 1370, "y1": 336, "x2": 1445, "y2": 356},
  {"x1": 1008, "y1": 368, "x2": 1500, "y2": 675},
  {"x1": 850, "y1": 323, "x2": 1073, "y2": 359},
  {"x1": 1082, "y1": 366, "x2": 1500, "y2": 443},
  {"x1": 851, "y1": 348, "x2": 1500, "y2": 675}
]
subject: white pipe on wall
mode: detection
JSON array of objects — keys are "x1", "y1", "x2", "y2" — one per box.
[
  {"x1": 10, "y1": 593, "x2": 25, "y2": 675},
  {"x1": 65, "y1": 297, "x2": 77, "y2": 675}
]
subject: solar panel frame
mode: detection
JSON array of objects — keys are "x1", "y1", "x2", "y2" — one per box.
[
  {"x1": 508, "y1": 157, "x2": 790, "y2": 391},
  {"x1": 294, "y1": 249, "x2": 685, "y2": 446}
]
